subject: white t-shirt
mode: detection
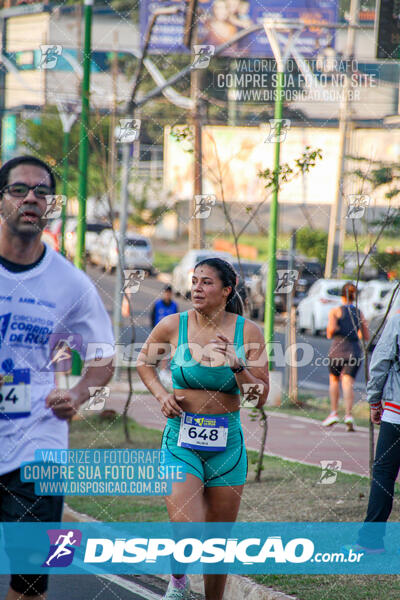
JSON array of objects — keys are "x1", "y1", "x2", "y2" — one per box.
[
  {"x1": 0, "y1": 244, "x2": 115, "y2": 475},
  {"x1": 382, "y1": 408, "x2": 400, "y2": 425}
]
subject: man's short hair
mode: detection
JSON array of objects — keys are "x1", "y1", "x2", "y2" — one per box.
[
  {"x1": 164, "y1": 285, "x2": 172, "y2": 292},
  {"x1": 0, "y1": 156, "x2": 56, "y2": 195}
]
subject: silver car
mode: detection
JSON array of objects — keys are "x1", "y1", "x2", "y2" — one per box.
[
  {"x1": 94, "y1": 230, "x2": 154, "y2": 274},
  {"x1": 172, "y1": 250, "x2": 233, "y2": 298}
]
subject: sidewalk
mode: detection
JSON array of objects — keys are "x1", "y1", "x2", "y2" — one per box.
[{"x1": 101, "y1": 380, "x2": 370, "y2": 478}]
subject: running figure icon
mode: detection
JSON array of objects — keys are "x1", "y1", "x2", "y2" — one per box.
[{"x1": 45, "y1": 531, "x2": 77, "y2": 566}]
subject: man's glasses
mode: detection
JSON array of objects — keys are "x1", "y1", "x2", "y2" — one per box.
[{"x1": 2, "y1": 183, "x2": 53, "y2": 199}]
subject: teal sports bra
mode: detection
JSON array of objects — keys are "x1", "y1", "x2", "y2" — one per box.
[{"x1": 170, "y1": 311, "x2": 246, "y2": 395}]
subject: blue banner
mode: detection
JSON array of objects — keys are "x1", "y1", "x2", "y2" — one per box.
[
  {"x1": 140, "y1": 0, "x2": 338, "y2": 58},
  {"x1": 0, "y1": 522, "x2": 398, "y2": 574},
  {"x1": 20, "y1": 450, "x2": 186, "y2": 496}
]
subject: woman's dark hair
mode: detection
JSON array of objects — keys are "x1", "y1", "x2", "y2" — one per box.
[
  {"x1": 194, "y1": 257, "x2": 244, "y2": 315},
  {"x1": 0, "y1": 155, "x2": 56, "y2": 195},
  {"x1": 341, "y1": 282, "x2": 357, "y2": 303}
]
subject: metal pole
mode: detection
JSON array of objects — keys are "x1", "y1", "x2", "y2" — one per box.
[
  {"x1": 113, "y1": 141, "x2": 130, "y2": 380},
  {"x1": 325, "y1": 0, "x2": 359, "y2": 278},
  {"x1": 264, "y1": 69, "x2": 284, "y2": 370},
  {"x1": 283, "y1": 230, "x2": 296, "y2": 398},
  {"x1": 60, "y1": 129, "x2": 70, "y2": 256},
  {"x1": 75, "y1": 0, "x2": 93, "y2": 271}
]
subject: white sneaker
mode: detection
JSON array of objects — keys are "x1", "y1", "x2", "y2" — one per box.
[
  {"x1": 344, "y1": 415, "x2": 355, "y2": 432},
  {"x1": 163, "y1": 577, "x2": 191, "y2": 599},
  {"x1": 322, "y1": 412, "x2": 339, "y2": 427}
]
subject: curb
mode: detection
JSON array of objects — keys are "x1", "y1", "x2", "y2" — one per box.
[{"x1": 62, "y1": 505, "x2": 297, "y2": 600}]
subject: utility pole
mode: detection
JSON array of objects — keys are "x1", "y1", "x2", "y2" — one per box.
[
  {"x1": 184, "y1": 0, "x2": 204, "y2": 250},
  {"x1": 189, "y1": 31, "x2": 204, "y2": 250},
  {"x1": 75, "y1": 0, "x2": 93, "y2": 271},
  {"x1": 325, "y1": 0, "x2": 359, "y2": 278},
  {"x1": 57, "y1": 101, "x2": 79, "y2": 256}
]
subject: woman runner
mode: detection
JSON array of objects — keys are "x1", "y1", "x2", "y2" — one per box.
[
  {"x1": 324, "y1": 282, "x2": 369, "y2": 431},
  {"x1": 137, "y1": 258, "x2": 269, "y2": 600}
]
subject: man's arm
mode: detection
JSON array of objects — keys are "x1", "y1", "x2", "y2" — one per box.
[
  {"x1": 367, "y1": 316, "x2": 399, "y2": 411},
  {"x1": 46, "y1": 358, "x2": 114, "y2": 420}
]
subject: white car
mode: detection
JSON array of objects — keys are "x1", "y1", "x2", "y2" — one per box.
[
  {"x1": 94, "y1": 230, "x2": 154, "y2": 273},
  {"x1": 358, "y1": 280, "x2": 398, "y2": 322},
  {"x1": 172, "y1": 250, "x2": 233, "y2": 298},
  {"x1": 65, "y1": 220, "x2": 112, "y2": 262},
  {"x1": 297, "y1": 279, "x2": 364, "y2": 336},
  {"x1": 367, "y1": 283, "x2": 400, "y2": 346}
]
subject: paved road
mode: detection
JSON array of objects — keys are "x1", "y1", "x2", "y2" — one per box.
[
  {"x1": 110, "y1": 388, "x2": 371, "y2": 477},
  {"x1": 88, "y1": 265, "x2": 368, "y2": 398}
]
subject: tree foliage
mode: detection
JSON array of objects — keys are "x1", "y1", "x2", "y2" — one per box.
[{"x1": 296, "y1": 227, "x2": 328, "y2": 264}]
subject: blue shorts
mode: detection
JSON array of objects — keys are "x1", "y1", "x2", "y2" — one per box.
[{"x1": 161, "y1": 411, "x2": 247, "y2": 488}]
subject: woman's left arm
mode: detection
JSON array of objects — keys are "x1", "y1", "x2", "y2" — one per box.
[{"x1": 214, "y1": 321, "x2": 269, "y2": 408}]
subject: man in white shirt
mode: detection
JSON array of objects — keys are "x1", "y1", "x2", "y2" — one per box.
[{"x1": 0, "y1": 156, "x2": 115, "y2": 599}]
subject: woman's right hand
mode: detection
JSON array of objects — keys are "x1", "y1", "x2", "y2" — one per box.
[{"x1": 159, "y1": 393, "x2": 184, "y2": 418}]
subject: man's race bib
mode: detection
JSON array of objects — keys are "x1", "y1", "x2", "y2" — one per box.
[
  {"x1": 0, "y1": 369, "x2": 31, "y2": 419},
  {"x1": 178, "y1": 412, "x2": 228, "y2": 452}
]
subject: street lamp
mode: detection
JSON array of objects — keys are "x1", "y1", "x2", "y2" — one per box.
[{"x1": 262, "y1": 19, "x2": 304, "y2": 370}]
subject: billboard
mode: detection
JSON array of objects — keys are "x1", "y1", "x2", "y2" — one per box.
[
  {"x1": 140, "y1": 0, "x2": 338, "y2": 58},
  {"x1": 164, "y1": 125, "x2": 341, "y2": 206}
]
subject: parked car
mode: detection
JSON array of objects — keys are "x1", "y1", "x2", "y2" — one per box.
[
  {"x1": 358, "y1": 280, "x2": 398, "y2": 322},
  {"x1": 296, "y1": 279, "x2": 365, "y2": 336},
  {"x1": 249, "y1": 256, "x2": 323, "y2": 319},
  {"x1": 232, "y1": 260, "x2": 263, "y2": 313},
  {"x1": 92, "y1": 229, "x2": 154, "y2": 273},
  {"x1": 172, "y1": 250, "x2": 233, "y2": 298},
  {"x1": 65, "y1": 219, "x2": 112, "y2": 261},
  {"x1": 366, "y1": 283, "x2": 400, "y2": 347}
]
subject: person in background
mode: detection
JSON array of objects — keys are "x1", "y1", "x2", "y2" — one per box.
[
  {"x1": 354, "y1": 311, "x2": 400, "y2": 553},
  {"x1": 323, "y1": 282, "x2": 369, "y2": 431},
  {"x1": 150, "y1": 285, "x2": 179, "y2": 384}
]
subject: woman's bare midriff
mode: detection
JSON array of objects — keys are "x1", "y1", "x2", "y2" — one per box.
[{"x1": 173, "y1": 387, "x2": 240, "y2": 415}]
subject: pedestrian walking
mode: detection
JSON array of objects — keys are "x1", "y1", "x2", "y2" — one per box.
[
  {"x1": 137, "y1": 258, "x2": 269, "y2": 600},
  {"x1": 323, "y1": 282, "x2": 369, "y2": 431},
  {"x1": 150, "y1": 285, "x2": 178, "y2": 385},
  {"x1": 0, "y1": 156, "x2": 115, "y2": 599},
  {"x1": 355, "y1": 311, "x2": 400, "y2": 553}
]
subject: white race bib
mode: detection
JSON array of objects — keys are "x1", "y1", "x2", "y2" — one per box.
[
  {"x1": 0, "y1": 369, "x2": 31, "y2": 419},
  {"x1": 178, "y1": 412, "x2": 228, "y2": 452}
]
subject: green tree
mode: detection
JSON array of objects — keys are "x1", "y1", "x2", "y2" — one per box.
[
  {"x1": 296, "y1": 227, "x2": 328, "y2": 265},
  {"x1": 21, "y1": 106, "x2": 109, "y2": 199}
]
